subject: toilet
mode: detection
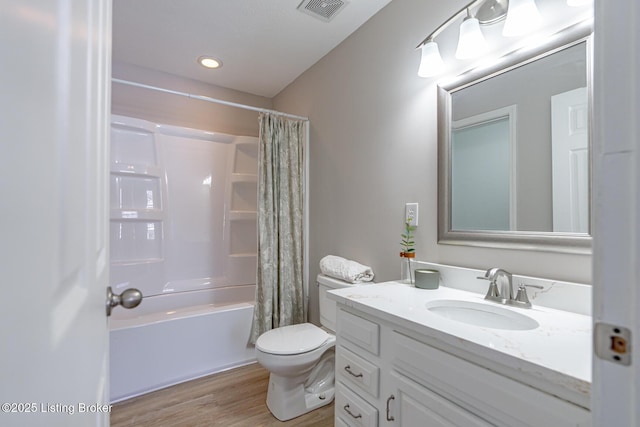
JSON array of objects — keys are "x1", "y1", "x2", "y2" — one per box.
[{"x1": 255, "y1": 274, "x2": 367, "y2": 421}]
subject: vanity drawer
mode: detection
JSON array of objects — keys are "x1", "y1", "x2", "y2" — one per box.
[
  {"x1": 336, "y1": 381, "x2": 378, "y2": 427},
  {"x1": 392, "y1": 332, "x2": 591, "y2": 427},
  {"x1": 336, "y1": 345, "x2": 380, "y2": 398},
  {"x1": 337, "y1": 309, "x2": 380, "y2": 356}
]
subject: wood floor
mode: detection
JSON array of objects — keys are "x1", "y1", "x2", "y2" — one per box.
[{"x1": 110, "y1": 363, "x2": 335, "y2": 427}]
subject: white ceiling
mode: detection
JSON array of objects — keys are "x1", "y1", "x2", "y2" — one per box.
[{"x1": 112, "y1": 0, "x2": 392, "y2": 98}]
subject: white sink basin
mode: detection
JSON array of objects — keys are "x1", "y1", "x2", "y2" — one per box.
[{"x1": 425, "y1": 299, "x2": 539, "y2": 331}]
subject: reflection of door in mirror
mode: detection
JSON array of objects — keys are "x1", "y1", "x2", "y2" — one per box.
[
  {"x1": 551, "y1": 87, "x2": 589, "y2": 234},
  {"x1": 451, "y1": 106, "x2": 516, "y2": 231}
]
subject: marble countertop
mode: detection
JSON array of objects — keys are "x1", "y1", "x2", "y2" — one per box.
[{"x1": 328, "y1": 281, "x2": 592, "y2": 409}]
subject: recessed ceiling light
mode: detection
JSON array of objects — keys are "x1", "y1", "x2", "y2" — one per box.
[{"x1": 197, "y1": 56, "x2": 223, "y2": 69}]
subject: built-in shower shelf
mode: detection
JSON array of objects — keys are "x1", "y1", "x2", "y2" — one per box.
[
  {"x1": 226, "y1": 136, "x2": 258, "y2": 278},
  {"x1": 111, "y1": 163, "x2": 162, "y2": 177},
  {"x1": 231, "y1": 173, "x2": 257, "y2": 183},
  {"x1": 110, "y1": 209, "x2": 163, "y2": 221},
  {"x1": 228, "y1": 211, "x2": 257, "y2": 221}
]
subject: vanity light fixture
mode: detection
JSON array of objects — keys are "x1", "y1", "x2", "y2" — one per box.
[
  {"x1": 418, "y1": 39, "x2": 446, "y2": 77},
  {"x1": 197, "y1": 56, "x2": 223, "y2": 69},
  {"x1": 415, "y1": 0, "x2": 544, "y2": 78},
  {"x1": 455, "y1": 8, "x2": 488, "y2": 59},
  {"x1": 502, "y1": 0, "x2": 542, "y2": 37}
]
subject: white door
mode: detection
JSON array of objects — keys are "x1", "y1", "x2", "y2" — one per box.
[
  {"x1": 592, "y1": 0, "x2": 640, "y2": 425},
  {"x1": 551, "y1": 87, "x2": 589, "y2": 233},
  {"x1": 1, "y1": 1, "x2": 112, "y2": 426}
]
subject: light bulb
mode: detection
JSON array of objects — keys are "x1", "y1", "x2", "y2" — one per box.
[
  {"x1": 417, "y1": 41, "x2": 445, "y2": 78},
  {"x1": 455, "y1": 17, "x2": 487, "y2": 59},
  {"x1": 502, "y1": 0, "x2": 542, "y2": 37}
]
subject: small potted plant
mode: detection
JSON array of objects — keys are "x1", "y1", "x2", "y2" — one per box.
[
  {"x1": 400, "y1": 220, "x2": 416, "y2": 259},
  {"x1": 400, "y1": 220, "x2": 416, "y2": 283}
]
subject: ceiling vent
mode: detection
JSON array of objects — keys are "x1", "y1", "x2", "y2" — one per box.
[{"x1": 297, "y1": 0, "x2": 348, "y2": 22}]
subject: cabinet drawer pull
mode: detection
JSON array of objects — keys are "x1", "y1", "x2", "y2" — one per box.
[
  {"x1": 344, "y1": 364, "x2": 364, "y2": 378},
  {"x1": 343, "y1": 404, "x2": 362, "y2": 419},
  {"x1": 386, "y1": 395, "x2": 395, "y2": 421}
]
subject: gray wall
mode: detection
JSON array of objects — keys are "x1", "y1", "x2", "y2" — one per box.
[{"x1": 273, "y1": 0, "x2": 592, "y2": 325}]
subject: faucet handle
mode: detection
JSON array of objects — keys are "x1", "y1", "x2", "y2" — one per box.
[
  {"x1": 515, "y1": 285, "x2": 531, "y2": 303},
  {"x1": 479, "y1": 273, "x2": 502, "y2": 301},
  {"x1": 485, "y1": 281, "x2": 501, "y2": 300},
  {"x1": 509, "y1": 285, "x2": 532, "y2": 309}
]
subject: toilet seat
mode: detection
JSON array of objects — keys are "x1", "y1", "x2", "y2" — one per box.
[{"x1": 256, "y1": 323, "x2": 329, "y2": 355}]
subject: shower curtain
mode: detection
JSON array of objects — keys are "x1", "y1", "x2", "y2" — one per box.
[{"x1": 250, "y1": 112, "x2": 306, "y2": 343}]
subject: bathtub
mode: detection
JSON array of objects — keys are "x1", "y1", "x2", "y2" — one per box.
[{"x1": 109, "y1": 285, "x2": 256, "y2": 403}]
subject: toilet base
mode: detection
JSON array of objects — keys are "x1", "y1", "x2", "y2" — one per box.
[{"x1": 265, "y1": 372, "x2": 335, "y2": 421}]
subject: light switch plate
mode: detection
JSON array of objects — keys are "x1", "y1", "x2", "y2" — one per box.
[{"x1": 405, "y1": 203, "x2": 418, "y2": 226}]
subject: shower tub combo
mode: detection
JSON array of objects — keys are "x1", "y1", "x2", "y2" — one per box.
[{"x1": 109, "y1": 115, "x2": 258, "y2": 402}]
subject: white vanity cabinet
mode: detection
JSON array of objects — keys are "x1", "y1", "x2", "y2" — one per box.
[
  {"x1": 334, "y1": 305, "x2": 591, "y2": 427},
  {"x1": 334, "y1": 309, "x2": 381, "y2": 427},
  {"x1": 387, "y1": 372, "x2": 491, "y2": 427}
]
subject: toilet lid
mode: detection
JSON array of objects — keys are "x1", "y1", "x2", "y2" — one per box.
[{"x1": 256, "y1": 323, "x2": 330, "y2": 355}]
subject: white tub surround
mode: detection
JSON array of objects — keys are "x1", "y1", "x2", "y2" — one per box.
[
  {"x1": 110, "y1": 115, "x2": 259, "y2": 298},
  {"x1": 329, "y1": 263, "x2": 591, "y2": 426},
  {"x1": 109, "y1": 115, "x2": 260, "y2": 403}
]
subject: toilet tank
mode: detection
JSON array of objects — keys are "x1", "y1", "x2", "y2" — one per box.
[{"x1": 317, "y1": 274, "x2": 366, "y2": 332}]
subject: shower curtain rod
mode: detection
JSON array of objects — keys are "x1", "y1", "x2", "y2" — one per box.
[{"x1": 112, "y1": 78, "x2": 310, "y2": 122}]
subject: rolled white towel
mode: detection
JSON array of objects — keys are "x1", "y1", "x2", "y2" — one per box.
[{"x1": 319, "y1": 255, "x2": 375, "y2": 284}]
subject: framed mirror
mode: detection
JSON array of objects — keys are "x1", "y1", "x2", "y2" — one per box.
[{"x1": 437, "y1": 23, "x2": 592, "y2": 253}]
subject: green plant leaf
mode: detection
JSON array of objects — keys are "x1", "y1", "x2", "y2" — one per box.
[{"x1": 401, "y1": 222, "x2": 416, "y2": 251}]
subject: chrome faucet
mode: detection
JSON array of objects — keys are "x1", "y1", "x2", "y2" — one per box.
[
  {"x1": 477, "y1": 268, "x2": 541, "y2": 309},
  {"x1": 478, "y1": 267, "x2": 512, "y2": 303}
]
